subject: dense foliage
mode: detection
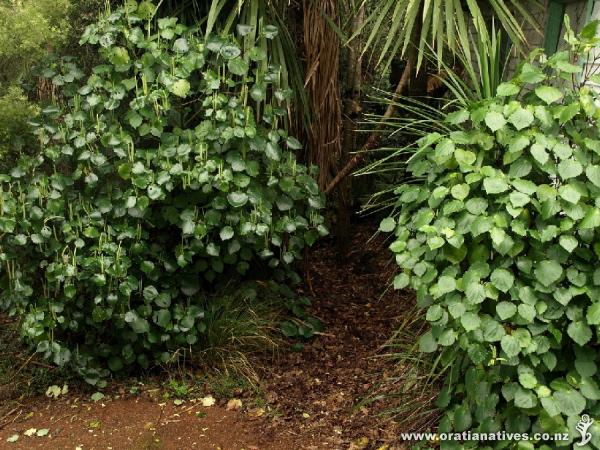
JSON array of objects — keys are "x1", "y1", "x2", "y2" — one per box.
[
  {"x1": 358, "y1": 0, "x2": 538, "y2": 70},
  {"x1": 0, "y1": 0, "x2": 65, "y2": 156},
  {"x1": 0, "y1": 0, "x2": 102, "y2": 158},
  {"x1": 383, "y1": 22, "x2": 600, "y2": 448},
  {"x1": 0, "y1": 0, "x2": 71, "y2": 84},
  {"x1": 0, "y1": 2, "x2": 326, "y2": 385}
]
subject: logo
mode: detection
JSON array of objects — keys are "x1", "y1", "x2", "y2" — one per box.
[{"x1": 576, "y1": 414, "x2": 594, "y2": 446}]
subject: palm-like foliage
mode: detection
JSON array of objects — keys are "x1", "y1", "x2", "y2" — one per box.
[
  {"x1": 323, "y1": 0, "x2": 541, "y2": 194},
  {"x1": 356, "y1": 94, "x2": 451, "y2": 213},
  {"x1": 351, "y1": 0, "x2": 541, "y2": 70},
  {"x1": 358, "y1": 24, "x2": 509, "y2": 213},
  {"x1": 325, "y1": 0, "x2": 524, "y2": 193},
  {"x1": 436, "y1": 24, "x2": 508, "y2": 104}
]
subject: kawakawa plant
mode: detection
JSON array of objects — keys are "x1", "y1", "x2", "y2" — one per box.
[
  {"x1": 0, "y1": 1, "x2": 326, "y2": 385},
  {"x1": 382, "y1": 20, "x2": 600, "y2": 448}
]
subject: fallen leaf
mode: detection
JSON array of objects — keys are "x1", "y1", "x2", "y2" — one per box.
[
  {"x1": 265, "y1": 391, "x2": 278, "y2": 403},
  {"x1": 6, "y1": 434, "x2": 19, "y2": 443},
  {"x1": 247, "y1": 407, "x2": 265, "y2": 417},
  {"x1": 90, "y1": 392, "x2": 105, "y2": 402},
  {"x1": 46, "y1": 385, "x2": 61, "y2": 399},
  {"x1": 46, "y1": 384, "x2": 68, "y2": 399},
  {"x1": 201, "y1": 395, "x2": 215, "y2": 407},
  {"x1": 226, "y1": 399, "x2": 242, "y2": 411},
  {"x1": 174, "y1": 399, "x2": 184, "y2": 406},
  {"x1": 36, "y1": 429, "x2": 50, "y2": 437},
  {"x1": 348, "y1": 437, "x2": 369, "y2": 450},
  {"x1": 24, "y1": 428, "x2": 37, "y2": 437}
]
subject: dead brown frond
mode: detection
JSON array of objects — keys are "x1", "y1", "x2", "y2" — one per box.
[{"x1": 303, "y1": 0, "x2": 343, "y2": 191}]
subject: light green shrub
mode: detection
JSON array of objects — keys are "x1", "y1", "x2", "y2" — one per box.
[
  {"x1": 383, "y1": 21, "x2": 600, "y2": 448},
  {"x1": 0, "y1": 87, "x2": 39, "y2": 155},
  {"x1": 0, "y1": 0, "x2": 70, "y2": 84}
]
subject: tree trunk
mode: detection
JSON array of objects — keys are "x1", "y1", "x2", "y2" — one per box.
[
  {"x1": 303, "y1": 0, "x2": 342, "y2": 191},
  {"x1": 334, "y1": 2, "x2": 364, "y2": 257}
]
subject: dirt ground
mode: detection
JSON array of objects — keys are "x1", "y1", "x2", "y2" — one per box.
[{"x1": 0, "y1": 226, "x2": 415, "y2": 450}]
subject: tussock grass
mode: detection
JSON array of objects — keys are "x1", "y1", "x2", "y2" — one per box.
[
  {"x1": 158, "y1": 283, "x2": 287, "y2": 396},
  {"x1": 358, "y1": 304, "x2": 446, "y2": 434}
]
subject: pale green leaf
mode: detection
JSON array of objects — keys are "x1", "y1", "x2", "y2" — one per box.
[
  {"x1": 559, "y1": 235, "x2": 578, "y2": 253},
  {"x1": 508, "y1": 107, "x2": 534, "y2": 130},
  {"x1": 534, "y1": 260, "x2": 563, "y2": 287},
  {"x1": 497, "y1": 302, "x2": 517, "y2": 320},
  {"x1": 553, "y1": 389, "x2": 586, "y2": 416},
  {"x1": 490, "y1": 268, "x2": 514, "y2": 293},
  {"x1": 460, "y1": 312, "x2": 480, "y2": 331},
  {"x1": 558, "y1": 159, "x2": 583, "y2": 179},
  {"x1": 485, "y1": 111, "x2": 506, "y2": 132},
  {"x1": 587, "y1": 303, "x2": 600, "y2": 325},
  {"x1": 379, "y1": 217, "x2": 396, "y2": 232},
  {"x1": 501, "y1": 334, "x2": 520, "y2": 357},
  {"x1": 437, "y1": 275, "x2": 457, "y2": 295},
  {"x1": 483, "y1": 177, "x2": 509, "y2": 194},
  {"x1": 171, "y1": 79, "x2": 191, "y2": 98},
  {"x1": 567, "y1": 321, "x2": 592, "y2": 346},
  {"x1": 535, "y1": 86, "x2": 563, "y2": 104},
  {"x1": 497, "y1": 82, "x2": 520, "y2": 97}
]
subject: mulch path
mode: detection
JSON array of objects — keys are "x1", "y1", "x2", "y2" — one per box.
[
  {"x1": 255, "y1": 225, "x2": 412, "y2": 449},
  {"x1": 0, "y1": 224, "x2": 416, "y2": 450}
]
